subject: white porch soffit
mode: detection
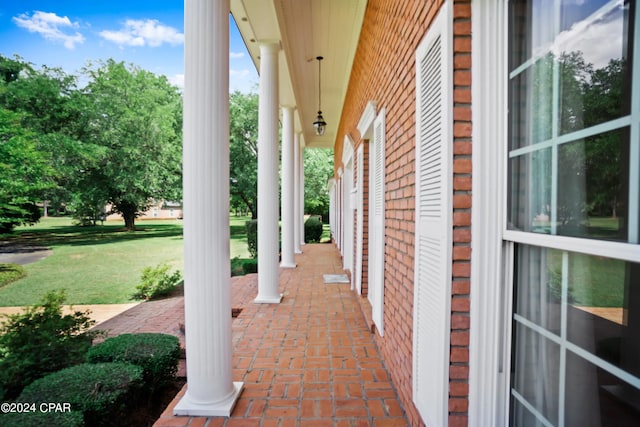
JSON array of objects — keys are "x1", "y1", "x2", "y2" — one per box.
[{"x1": 231, "y1": 0, "x2": 367, "y2": 149}]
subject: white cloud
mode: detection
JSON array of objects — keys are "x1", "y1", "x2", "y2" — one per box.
[
  {"x1": 100, "y1": 19, "x2": 183, "y2": 48},
  {"x1": 548, "y1": 1, "x2": 625, "y2": 69},
  {"x1": 230, "y1": 68, "x2": 257, "y2": 93},
  {"x1": 230, "y1": 68, "x2": 250, "y2": 78},
  {"x1": 168, "y1": 73, "x2": 184, "y2": 89},
  {"x1": 230, "y1": 51, "x2": 245, "y2": 59},
  {"x1": 13, "y1": 10, "x2": 85, "y2": 49}
]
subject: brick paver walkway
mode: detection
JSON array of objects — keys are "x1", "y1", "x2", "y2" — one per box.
[{"x1": 100, "y1": 243, "x2": 410, "y2": 426}]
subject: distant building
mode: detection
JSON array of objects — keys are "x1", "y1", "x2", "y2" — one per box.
[{"x1": 105, "y1": 200, "x2": 183, "y2": 221}]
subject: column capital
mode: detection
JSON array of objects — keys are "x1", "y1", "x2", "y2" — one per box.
[{"x1": 258, "y1": 40, "x2": 281, "y2": 52}]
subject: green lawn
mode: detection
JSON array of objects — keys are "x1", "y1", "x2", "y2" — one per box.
[{"x1": 0, "y1": 216, "x2": 252, "y2": 306}]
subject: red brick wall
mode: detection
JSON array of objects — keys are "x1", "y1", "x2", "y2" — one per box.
[
  {"x1": 351, "y1": 142, "x2": 370, "y2": 297},
  {"x1": 333, "y1": 1, "x2": 472, "y2": 426},
  {"x1": 450, "y1": 2, "x2": 472, "y2": 426}
]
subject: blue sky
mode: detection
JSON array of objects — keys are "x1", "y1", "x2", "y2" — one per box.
[{"x1": 0, "y1": 0, "x2": 258, "y2": 92}]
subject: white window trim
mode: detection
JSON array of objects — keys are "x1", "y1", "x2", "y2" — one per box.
[
  {"x1": 342, "y1": 135, "x2": 354, "y2": 274},
  {"x1": 471, "y1": 1, "x2": 640, "y2": 425},
  {"x1": 358, "y1": 100, "x2": 378, "y2": 139},
  {"x1": 469, "y1": 1, "x2": 510, "y2": 426}
]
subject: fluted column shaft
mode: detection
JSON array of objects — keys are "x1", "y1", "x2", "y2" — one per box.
[
  {"x1": 175, "y1": 0, "x2": 242, "y2": 416},
  {"x1": 294, "y1": 133, "x2": 302, "y2": 254},
  {"x1": 300, "y1": 142, "x2": 306, "y2": 246},
  {"x1": 280, "y1": 106, "x2": 296, "y2": 267},
  {"x1": 255, "y1": 41, "x2": 283, "y2": 303}
]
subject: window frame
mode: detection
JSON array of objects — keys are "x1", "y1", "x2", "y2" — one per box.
[{"x1": 477, "y1": 1, "x2": 640, "y2": 426}]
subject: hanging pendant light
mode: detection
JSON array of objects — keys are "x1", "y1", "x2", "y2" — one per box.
[{"x1": 313, "y1": 56, "x2": 327, "y2": 136}]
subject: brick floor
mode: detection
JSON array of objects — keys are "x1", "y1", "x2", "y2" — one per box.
[{"x1": 100, "y1": 243, "x2": 410, "y2": 426}]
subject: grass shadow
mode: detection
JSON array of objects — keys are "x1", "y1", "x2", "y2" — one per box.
[{"x1": 6, "y1": 222, "x2": 184, "y2": 249}]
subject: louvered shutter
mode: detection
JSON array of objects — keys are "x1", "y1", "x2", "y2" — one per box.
[
  {"x1": 412, "y1": 3, "x2": 452, "y2": 426},
  {"x1": 355, "y1": 145, "x2": 364, "y2": 294},
  {"x1": 370, "y1": 110, "x2": 385, "y2": 335}
]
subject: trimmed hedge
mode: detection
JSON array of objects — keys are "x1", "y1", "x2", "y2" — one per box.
[
  {"x1": 0, "y1": 291, "x2": 96, "y2": 400},
  {"x1": 242, "y1": 259, "x2": 258, "y2": 274},
  {"x1": 17, "y1": 362, "x2": 143, "y2": 427},
  {"x1": 304, "y1": 215, "x2": 323, "y2": 243},
  {"x1": 87, "y1": 333, "x2": 181, "y2": 389},
  {"x1": 245, "y1": 219, "x2": 258, "y2": 258}
]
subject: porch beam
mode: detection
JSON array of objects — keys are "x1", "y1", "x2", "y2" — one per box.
[
  {"x1": 255, "y1": 41, "x2": 283, "y2": 304},
  {"x1": 174, "y1": 0, "x2": 243, "y2": 416}
]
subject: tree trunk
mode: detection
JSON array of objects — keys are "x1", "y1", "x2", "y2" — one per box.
[
  {"x1": 124, "y1": 213, "x2": 135, "y2": 231},
  {"x1": 118, "y1": 202, "x2": 137, "y2": 231}
]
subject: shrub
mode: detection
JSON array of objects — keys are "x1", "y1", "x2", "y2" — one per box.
[
  {"x1": 87, "y1": 333, "x2": 181, "y2": 390},
  {"x1": 0, "y1": 263, "x2": 26, "y2": 287},
  {"x1": 17, "y1": 362, "x2": 143, "y2": 427},
  {"x1": 304, "y1": 216, "x2": 323, "y2": 243},
  {"x1": 0, "y1": 290, "x2": 97, "y2": 400},
  {"x1": 242, "y1": 259, "x2": 258, "y2": 274},
  {"x1": 231, "y1": 257, "x2": 244, "y2": 276},
  {"x1": 132, "y1": 263, "x2": 182, "y2": 300},
  {"x1": 245, "y1": 219, "x2": 258, "y2": 258}
]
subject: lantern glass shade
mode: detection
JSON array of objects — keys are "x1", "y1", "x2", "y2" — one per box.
[{"x1": 313, "y1": 111, "x2": 326, "y2": 136}]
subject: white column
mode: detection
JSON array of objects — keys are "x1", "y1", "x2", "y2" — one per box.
[
  {"x1": 293, "y1": 133, "x2": 302, "y2": 254},
  {"x1": 280, "y1": 106, "x2": 296, "y2": 268},
  {"x1": 174, "y1": 0, "x2": 242, "y2": 416},
  {"x1": 300, "y1": 142, "x2": 306, "y2": 246},
  {"x1": 255, "y1": 41, "x2": 283, "y2": 304}
]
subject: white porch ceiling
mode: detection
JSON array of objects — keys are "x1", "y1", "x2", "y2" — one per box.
[{"x1": 231, "y1": 0, "x2": 367, "y2": 148}]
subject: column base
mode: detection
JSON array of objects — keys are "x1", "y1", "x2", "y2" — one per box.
[
  {"x1": 173, "y1": 382, "x2": 244, "y2": 417},
  {"x1": 294, "y1": 249, "x2": 302, "y2": 254},
  {"x1": 254, "y1": 293, "x2": 284, "y2": 304},
  {"x1": 280, "y1": 261, "x2": 297, "y2": 268}
]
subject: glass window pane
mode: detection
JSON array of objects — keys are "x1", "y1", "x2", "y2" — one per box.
[
  {"x1": 558, "y1": 3, "x2": 630, "y2": 135},
  {"x1": 556, "y1": 130, "x2": 629, "y2": 240},
  {"x1": 510, "y1": 0, "x2": 556, "y2": 71},
  {"x1": 558, "y1": 55, "x2": 629, "y2": 135},
  {"x1": 567, "y1": 256, "x2": 640, "y2": 377},
  {"x1": 510, "y1": 58, "x2": 554, "y2": 149},
  {"x1": 511, "y1": 322, "x2": 561, "y2": 425},
  {"x1": 509, "y1": 149, "x2": 552, "y2": 233},
  {"x1": 510, "y1": 0, "x2": 629, "y2": 75},
  {"x1": 565, "y1": 352, "x2": 640, "y2": 427},
  {"x1": 514, "y1": 245, "x2": 562, "y2": 334},
  {"x1": 510, "y1": 396, "x2": 551, "y2": 427}
]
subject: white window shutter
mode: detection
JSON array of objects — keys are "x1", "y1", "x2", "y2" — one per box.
[
  {"x1": 413, "y1": 2, "x2": 452, "y2": 426},
  {"x1": 369, "y1": 108, "x2": 386, "y2": 335},
  {"x1": 355, "y1": 144, "x2": 364, "y2": 294}
]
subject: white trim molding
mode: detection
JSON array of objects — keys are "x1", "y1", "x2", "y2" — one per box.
[
  {"x1": 469, "y1": 1, "x2": 509, "y2": 426},
  {"x1": 357, "y1": 100, "x2": 378, "y2": 139}
]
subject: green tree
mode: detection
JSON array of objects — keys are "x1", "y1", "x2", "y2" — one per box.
[
  {"x1": 80, "y1": 60, "x2": 183, "y2": 230},
  {"x1": 304, "y1": 148, "x2": 333, "y2": 221},
  {"x1": 229, "y1": 90, "x2": 259, "y2": 219},
  {"x1": 0, "y1": 55, "x2": 103, "y2": 222},
  {"x1": 0, "y1": 108, "x2": 53, "y2": 232},
  {"x1": 582, "y1": 58, "x2": 627, "y2": 218}
]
